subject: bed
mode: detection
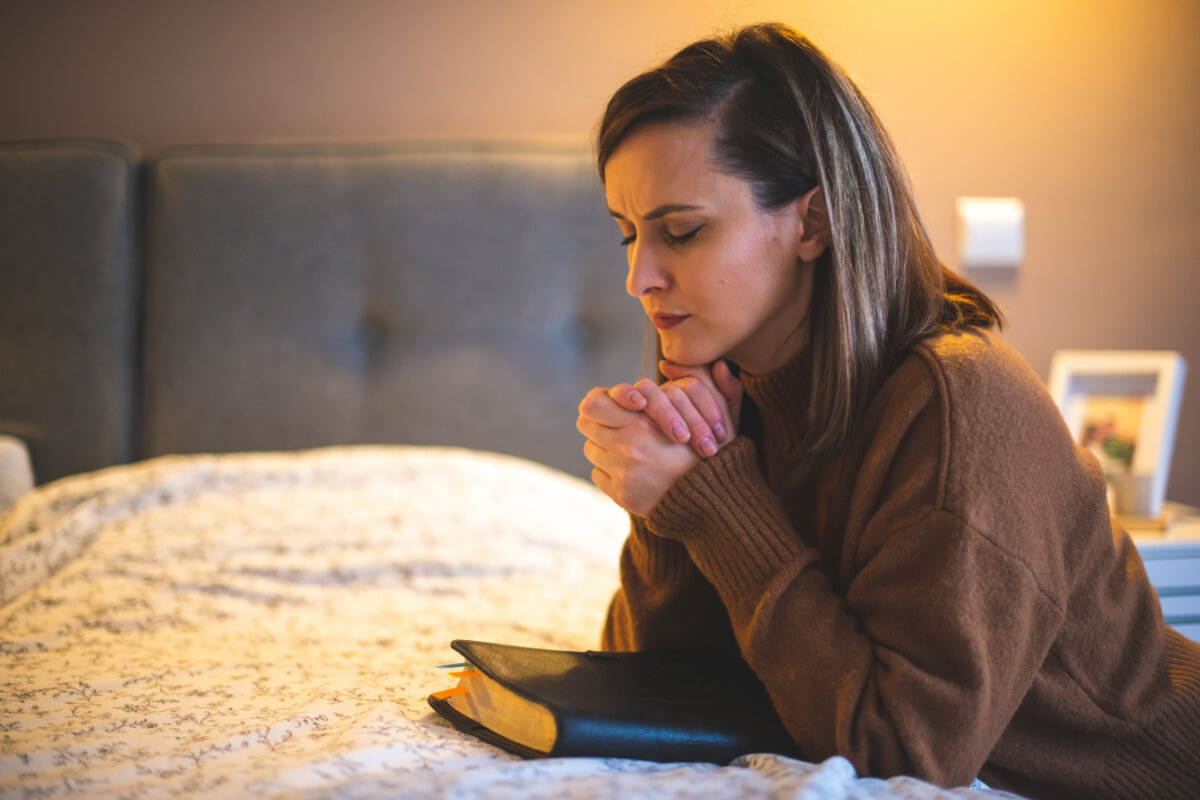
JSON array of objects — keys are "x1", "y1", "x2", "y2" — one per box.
[
  {"x1": 1, "y1": 138, "x2": 1029, "y2": 798},
  {"x1": 0, "y1": 445, "x2": 1032, "y2": 799}
]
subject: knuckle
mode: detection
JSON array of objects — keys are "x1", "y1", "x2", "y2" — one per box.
[
  {"x1": 634, "y1": 378, "x2": 658, "y2": 394},
  {"x1": 579, "y1": 388, "x2": 605, "y2": 414},
  {"x1": 647, "y1": 407, "x2": 674, "y2": 428},
  {"x1": 663, "y1": 383, "x2": 686, "y2": 403},
  {"x1": 635, "y1": 415, "x2": 663, "y2": 437}
]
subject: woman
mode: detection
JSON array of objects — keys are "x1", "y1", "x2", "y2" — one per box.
[{"x1": 576, "y1": 22, "x2": 1200, "y2": 799}]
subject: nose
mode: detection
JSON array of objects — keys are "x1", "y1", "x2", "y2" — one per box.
[{"x1": 625, "y1": 241, "x2": 669, "y2": 298}]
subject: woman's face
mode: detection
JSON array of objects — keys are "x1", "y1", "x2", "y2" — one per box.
[{"x1": 604, "y1": 121, "x2": 817, "y2": 375}]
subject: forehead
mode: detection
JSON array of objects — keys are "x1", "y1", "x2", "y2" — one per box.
[{"x1": 603, "y1": 122, "x2": 721, "y2": 210}]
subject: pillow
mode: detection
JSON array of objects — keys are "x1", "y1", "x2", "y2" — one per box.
[{"x1": 0, "y1": 435, "x2": 34, "y2": 513}]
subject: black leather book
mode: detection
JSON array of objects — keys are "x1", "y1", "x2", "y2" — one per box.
[{"x1": 427, "y1": 639, "x2": 800, "y2": 764}]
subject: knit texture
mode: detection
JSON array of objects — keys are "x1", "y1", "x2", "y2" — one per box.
[{"x1": 602, "y1": 329, "x2": 1200, "y2": 798}]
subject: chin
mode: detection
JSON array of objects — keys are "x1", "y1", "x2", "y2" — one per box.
[{"x1": 661, "y1": 341, "x2": 723, "y2": 368}]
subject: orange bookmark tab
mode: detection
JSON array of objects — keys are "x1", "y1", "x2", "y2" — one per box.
[
  {"x1": 432, "y1": 686, "x2": 470, "y2": 700},
  {"x1": 447, "y1": 670, "x2": 481, "y2": 679}
]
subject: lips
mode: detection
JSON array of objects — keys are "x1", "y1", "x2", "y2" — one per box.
[{"x1": 649, "y1": 312, "x2": 691, "y2": 331}]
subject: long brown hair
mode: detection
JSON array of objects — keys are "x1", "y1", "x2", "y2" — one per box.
[{"x1": 598, "y1": 23, "x2": 1002, "y2": 479}]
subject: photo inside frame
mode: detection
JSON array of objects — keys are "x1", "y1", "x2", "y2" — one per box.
[
  {"x1": 1079, "y1": 395, "x2": 1145, "y2": 478},
  {"x1": 1065, "y1": 372, "x2": 1160, "y2": 517}
]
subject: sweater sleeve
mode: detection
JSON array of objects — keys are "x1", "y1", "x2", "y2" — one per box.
[
  {"x1": 601, "y1": 514, "x2": 737, "y2": 653},
  {"x1": 646, "y1": 407, "x2": 1064, "y2": 786}
]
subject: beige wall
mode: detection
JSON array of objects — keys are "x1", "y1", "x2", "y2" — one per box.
[{"x1": 4, "y1": 0, "x2": 1199, "y2": 504}]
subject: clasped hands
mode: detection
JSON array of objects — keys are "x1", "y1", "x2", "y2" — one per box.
[{"x1": 577, "y1": 360, "x2": 742, "y2": 517}]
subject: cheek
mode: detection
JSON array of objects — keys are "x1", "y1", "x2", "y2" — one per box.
[
  {"x1": 712, "y1": 239, "x2": 785, "y2": 303},
  {"x1": 681, "y1": 223, "x2": 794, "y2": 318}
]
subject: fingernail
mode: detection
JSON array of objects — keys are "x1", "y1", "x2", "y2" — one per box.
[
  {"x1": 699, "y1": 437, "x2": 717, "y2": 457},
  {"x1": 628, "y1": 391, "x2": 645, "y2": 409},
  {"x1": 671, "y1": 420, "x2": 689, "y2": 442},
  {"x1": 713, "y1": 421, "x2": 727, "y2": 440}
]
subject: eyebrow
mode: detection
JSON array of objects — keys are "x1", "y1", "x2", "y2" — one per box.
[{"x1": 608, "y1": 203, "x2": 704, "y2": 221}]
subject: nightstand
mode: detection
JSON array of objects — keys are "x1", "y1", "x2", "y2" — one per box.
[{"x1": 1128, "y1": 503, "x2": 1200, "y2": 643}]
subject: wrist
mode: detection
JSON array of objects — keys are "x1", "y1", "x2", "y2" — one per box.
[{"x1": 646, "y1": 437, "x2": 758, "y2": 539}]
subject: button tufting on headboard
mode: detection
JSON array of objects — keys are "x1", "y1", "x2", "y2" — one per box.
[
  {"x1": 357, "y1": 310, "x2": 389, "y2": 367},
  {"x1": 135, "y1": 142, "x2": 644, "y2": 480}
]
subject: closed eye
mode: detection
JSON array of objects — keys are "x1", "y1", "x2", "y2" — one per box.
[
  {"x1": 619, "y1": 224, "x2": 703, "y2": 248},
  {"x1": 665, "y1": 226, "x2": 703, "y2": 246}
]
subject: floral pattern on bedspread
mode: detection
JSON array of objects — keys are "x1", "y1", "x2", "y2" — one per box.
[{"x1": 0, "y1": 446, "x2": 1019, "y2": 799}]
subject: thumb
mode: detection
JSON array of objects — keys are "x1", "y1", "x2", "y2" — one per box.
[
  {"x1": 712, "y1": 360, "x2": 742, "y2": 404},
  {"x1": 657, "y1": 360, "x2": 695, "y2": 381},
  {"x1": 712, "y1": 360, "x2": 743, "y2": 431}
]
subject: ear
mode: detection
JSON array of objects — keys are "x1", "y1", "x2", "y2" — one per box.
[{"x1": 793, "y1": 185, "x2": 830, "y2": 262}]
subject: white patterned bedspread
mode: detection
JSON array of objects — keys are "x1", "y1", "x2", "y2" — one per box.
[{"x1": 0, "y1": 446, "x2": 1022, "y2": 799}]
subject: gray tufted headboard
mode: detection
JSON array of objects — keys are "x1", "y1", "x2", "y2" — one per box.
[
  {"x1": 0, "y1": 140, "x2": 139, "y2": 483},
  {"x1": 0, "y1": 140, "x2": 646, "y2": 484}
]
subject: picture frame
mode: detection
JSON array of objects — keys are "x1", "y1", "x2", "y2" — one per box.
[{"x1": 1048, "y1": 350, "x2": 1187, "y2": 522}]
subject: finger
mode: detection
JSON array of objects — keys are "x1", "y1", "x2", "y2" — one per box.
[
  {"x1": 582, "y1": 437, "x2": 610, "y2": 471},
  {"x1": 633, "y1": 379, "x2": 691, "y2": 445},
  {"x1": 590, "y1": 465, "x2": 614, "y2": 498},
  {"x1": 638, "y1": 379, "x2": 718, "y2": 458},
  {"x1": 589, "y1": 466, "x2": 639, "y2": 516},
  {"x1": 659, "y1": 360, "x2": 706, "y2": 381},
  {"x1": 661, "y1": 360, "x2": 742, "y2": 441},
  {"x1": 578, "y1": 411, "x2": 663, "y2": 454},
  {"x1": 576, "y1": 414, "x2": 617, "y2": 443},
  {"x1": 658, "y1": 362, "x2": 731, "y2": 439},
  {"x1": 659, "y1": 361, "x2": 721, "y2": 403},
  {"x1": 583, "y1": 428, "x2": 639, "y2": 487},
  {"x1": 711, "y1": 360, "x2": 743, "y2": 405},
  {"x1": 660, "y1": 382, "x2": 720, "y2": 457},
  {"x1": 711, "y1": 360, "x2": 744, "y2": 429},
  {"x1": 607, "y1": 382, "x2": 648, "y2": 412},
  {"x1": 669, "y1": 376, "x2": 730, "y2": 444},
  {"x1": 578, "y1": 387, "x2": 642, "y2": 427}
]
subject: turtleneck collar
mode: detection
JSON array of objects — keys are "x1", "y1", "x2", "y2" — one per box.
[{"x1": 737, "y1": 348, "x2": 814, "y2": 486}]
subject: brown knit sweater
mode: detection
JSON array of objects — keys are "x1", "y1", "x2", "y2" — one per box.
[{"x1": 602, "y1": 328, "x2": 1200, "y2": 799}]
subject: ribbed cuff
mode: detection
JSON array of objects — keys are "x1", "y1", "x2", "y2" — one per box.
[
  {"x1": 1100, "y1": 630, "x2": 1200, "y2": 798},
  {"x1": 624, "y1": 513, "x2": 696, "y2": 587},
  {"x1": 647, "y1": 437, "x2": 804, "y2": 623}
]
